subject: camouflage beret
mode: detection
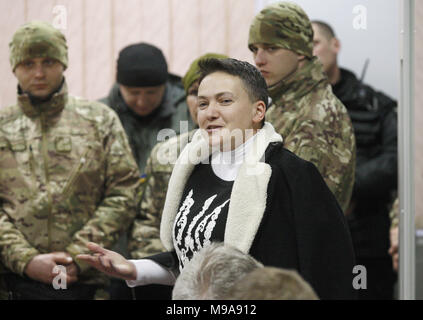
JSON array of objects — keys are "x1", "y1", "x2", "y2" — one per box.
[
  {"x1": 182, "y1": 53, "x2": 228, "y2": 93},
  {"x1": 9, "y1": 21, "x2": 68, "y2": 71},
  {"x1": 248, "y1": 1, "x2": 314, "y2": 58}
]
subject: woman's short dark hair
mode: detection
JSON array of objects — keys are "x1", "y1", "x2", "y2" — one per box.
[{"x1": 198, "y1": 58, "x2": 269, "y2": 109}]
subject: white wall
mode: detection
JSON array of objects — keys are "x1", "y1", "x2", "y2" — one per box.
[
  {"x1": 257, "y1": 0, "x2": 400, "y2": 100},
  {"x1": 0, "y1": 0, "x2": 257, "y2": 108}
]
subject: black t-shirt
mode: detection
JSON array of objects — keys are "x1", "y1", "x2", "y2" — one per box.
[{"x1": 173, "y1": 162, "x2": 234, "y2": 271}]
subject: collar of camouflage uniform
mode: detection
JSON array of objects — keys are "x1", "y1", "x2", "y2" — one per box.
[
  {"x1": 18, "y1": 80, "x2": 68, "y2": 119},
  {"x1": 267, "y1": 56, "x2": 327, "y2": 107}
]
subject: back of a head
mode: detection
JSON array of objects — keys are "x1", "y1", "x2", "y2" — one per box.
[
  {"x1": 226, "y1": 267, "x2": 319, "y2": 300},
  {"x1": 172, "y1": 242, "x2": 263, "y2": 300}
]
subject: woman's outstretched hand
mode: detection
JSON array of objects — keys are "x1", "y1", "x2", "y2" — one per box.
[{"x1": 76, "y1": 242, "x2": 137, "y2": 281}]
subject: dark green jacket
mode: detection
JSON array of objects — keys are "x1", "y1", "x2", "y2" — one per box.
[{"x1": 100, "y1": 75, "x2": 194, "y2": 173}]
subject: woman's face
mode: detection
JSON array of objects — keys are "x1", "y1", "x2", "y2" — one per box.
[{"x1": 197, "y1": 72, "x2": 265, "y2": 151}]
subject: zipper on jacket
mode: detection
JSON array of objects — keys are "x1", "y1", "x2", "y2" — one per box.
[
  {"x1": 40, "y1": 114, "x2": 53, "y2": 251},
  {"x1": 61, "y1": 146, "x2": 91, "y2": 199},
  {"x1": 28, "y1": 144, "x2": 37, "y2": 179}
]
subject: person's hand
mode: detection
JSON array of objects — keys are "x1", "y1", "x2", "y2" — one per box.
[
  {"x1": 24, "y1": 252, "x2": 77, "y2": 285},
  {"x1": 76, "y1": 242, "x2": 137, "y2": 281},
  {"x1": 65, "y1": 262, "x2": 79, "y2": 283},
  {"x1": 345, "y1": 200, "x2": 356, "y2": 216},
  {"x1": 388, "y1": 226, "x2": 399, "y2": 272}
]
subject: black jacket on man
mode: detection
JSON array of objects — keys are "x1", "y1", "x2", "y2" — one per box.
[
  {"x1": 333, "y1": 68, "x2": 397, "y2": 258},
  {"x1": 332, "y1": 68, "x2": 397, "y2": 299}
]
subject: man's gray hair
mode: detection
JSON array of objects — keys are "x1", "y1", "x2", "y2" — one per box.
[
  {"x1": 225, "y1": 266, "x2": 319, "y2": 300},
  {"x1": 172, "y1": 242, "x2": 263, "y2": 300}
]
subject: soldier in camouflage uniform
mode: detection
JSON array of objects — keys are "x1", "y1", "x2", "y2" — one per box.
[
  {"x1": 0, "y1": 21, "x2": 140, "y2": 300},
  {"x1": 248, "y1": 2, "x2": 356, "y2": 212},
  {"x1": 126, "y1": 53, "x2": 227, "y2": 300}
]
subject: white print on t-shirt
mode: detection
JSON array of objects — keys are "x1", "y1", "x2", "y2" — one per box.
[
  {"x1": 196, "y1": 199, "x2": 230, "y2": 249},
  {"x1": 184, "y1": 194, "x2": 217, "y2": 254},
  {"x1": 174, "y1": 189, "x2": 195, "y2": 246},
  {"x1": 173, "y1": 189, "x2": 230, "y2": 270}
]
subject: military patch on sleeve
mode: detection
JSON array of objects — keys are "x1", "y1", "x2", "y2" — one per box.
[
  {"x1": 10, "y1": 140, "x2": 26, "y2": 152},
  {"x1": 0, "y1": 138, "x2": 9, "y2": 151},
  {"x1": 55, "y1": 136, "x2": 72, "y2": 153},
  {"x1": 139, "y1": 173, "x2": 147, "y2": 184}
]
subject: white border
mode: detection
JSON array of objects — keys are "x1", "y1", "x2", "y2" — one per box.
[{"x1": 399, "y1": 0, "x2": 416, "y2": 301}]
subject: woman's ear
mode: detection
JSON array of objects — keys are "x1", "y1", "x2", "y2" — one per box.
[{"x1": 252, "y1": 100, "x2": 266, "y2": 127}]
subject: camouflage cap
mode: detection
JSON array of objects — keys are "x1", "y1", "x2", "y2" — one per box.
[
  {"x1": 182, "y1": 53, "x2": 228, "y2": 93},
  {"x1": 9, "y1": 21, "x2": 68, "y2": 71},
  {"x1": 248, "y1": 1, "x2": 314, "y2": 58}
]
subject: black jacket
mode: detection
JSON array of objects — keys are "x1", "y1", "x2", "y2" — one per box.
[
  {"x1": 333, "y1": 68, "x2": 397, "y2": 258},
  {"x1": 152, "y1": 124, "x2": 356, "y2": 300}
]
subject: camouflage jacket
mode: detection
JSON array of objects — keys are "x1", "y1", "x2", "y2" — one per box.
[
  {"x1": 0, "y1": 83, "x2": 140, "y2": 284},
  {"x1": 129, "y1": 129, "x2": 196, "y2": 259},
  {"x1": 266, "y1": 57, "x2": 356, "y2": 212}
]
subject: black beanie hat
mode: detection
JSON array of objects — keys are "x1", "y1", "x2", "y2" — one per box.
[{"x1": 117, "y1": 43, "x2": 168, "y2": 87}]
